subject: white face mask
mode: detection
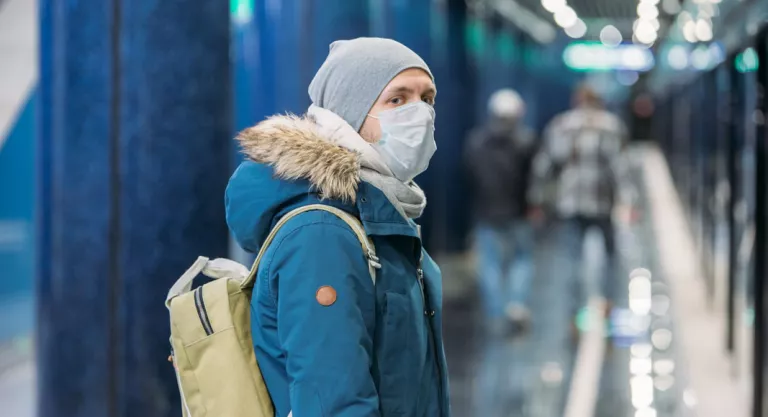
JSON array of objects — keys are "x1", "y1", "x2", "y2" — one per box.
[{"x1": 368, "y1": 102, "x2": 437, "y2": 182}]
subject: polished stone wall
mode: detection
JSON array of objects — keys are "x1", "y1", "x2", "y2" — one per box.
[{"x1": 37, "y1": 1, "x2": 231, "y2": 416}]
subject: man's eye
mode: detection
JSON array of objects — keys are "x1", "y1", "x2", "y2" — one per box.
[
  {"x1": 389, "y1": 97, "x2": 403, "y2": 105},
  {"x1": 423, "y1": 96, "x2": 435, "y2": 106}
]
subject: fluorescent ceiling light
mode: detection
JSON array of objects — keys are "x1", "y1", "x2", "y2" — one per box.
[{"x1": 563, "y1": 42, "x2": 655, "y2": 71}]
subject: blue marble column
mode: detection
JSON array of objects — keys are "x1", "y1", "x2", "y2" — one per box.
[
  {"x1": 424, "y1": 0, "x2": 475, "y2": 252},
  {"x1": 308, "y1": 0, "x2": 369, "y2": 72},
  {"x1": 38, "y1": 1, "x2": 231, "y2": 416},
  {"x1": 234, "y1": 0, "x2": 369, "y2": 130}
]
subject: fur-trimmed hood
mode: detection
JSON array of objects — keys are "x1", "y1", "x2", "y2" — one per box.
[
  {"x1": 226, "y1": 111, "x2": 426, "y2": 253},
  {"x1": 227, "y1": 113, "x2": 368, "y2": 253},
  {"x1": 236, "y1": 114, "x2": 363, "y2": 202}
]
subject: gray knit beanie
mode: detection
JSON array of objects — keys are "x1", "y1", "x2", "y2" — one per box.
[{"x1": 308, "y1": 37, "x2": 433, "y2": 132}]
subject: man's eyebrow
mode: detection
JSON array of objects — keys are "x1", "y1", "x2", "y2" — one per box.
[
  {"x1": 385, "y1": 85, "x2": 437, "y2": 95},
  {"x1": 384, "y1": 85, "x2": 415, "y2": 95}
]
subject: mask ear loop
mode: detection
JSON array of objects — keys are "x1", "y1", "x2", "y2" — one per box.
[{"x1": 367, "y1": 114, "x2": 379, "y2": 120}]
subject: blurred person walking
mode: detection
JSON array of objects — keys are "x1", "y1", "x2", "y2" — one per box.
[
  {"x1": 465, "y1": 89, "x2": 538, "y2": 332},
  {"x1": 226, "y1": 38, "x2": 449, "y2": 417},
  {"x1": 529, "y1": 84, "x2": 634, "y2": 329}
]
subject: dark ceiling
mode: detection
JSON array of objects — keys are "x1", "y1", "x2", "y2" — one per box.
[
  {"x1": 507, "y1": 0, "x2": 678, "y2": 37},
  {"x1": 514, "y1": 0, "x2": 642, "y2": 20}
]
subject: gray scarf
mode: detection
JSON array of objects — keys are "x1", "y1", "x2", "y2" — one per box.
[{"x1": 307, "y1": 105, "x2": 427, "y2": 219}]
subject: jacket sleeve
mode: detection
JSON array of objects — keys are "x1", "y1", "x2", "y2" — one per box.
[{"x1": 267, "y1": 218, "x2": 379, "y2": 417}]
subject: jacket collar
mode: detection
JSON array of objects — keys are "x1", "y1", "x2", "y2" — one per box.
[{"x1": 237, "y1": 114, "x2": 419, "y2": 239}]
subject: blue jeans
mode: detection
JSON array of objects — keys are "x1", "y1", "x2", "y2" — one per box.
[
  {"x1": 558, "y1": 216, "x2": 618, "y2": 314},
  {"x1": 475, "y1": 221, "x2": 534, "y2": 319}
]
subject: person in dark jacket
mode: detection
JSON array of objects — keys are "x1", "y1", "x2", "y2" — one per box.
[
  {"x1": 226, "y1": 38, "x2": 450, "y2": 417},
  {"x1": 465, "y1": 89, "x2": 538, "y2": 331}
]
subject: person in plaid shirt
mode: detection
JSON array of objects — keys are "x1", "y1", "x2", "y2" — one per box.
[{"x1": 529, "y1": 84, "x2": 636, "y2": 328}]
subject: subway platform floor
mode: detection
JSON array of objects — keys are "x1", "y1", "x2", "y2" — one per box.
[
  {"x1": 0, "y1": 145, "x2": 745, "y2": 417},
  {"x1": 0, "y1": 330, "x2": 35, "y2": 417},
  {"x1": 442, "y1": 184, "x2": 639, "y2": 417}
]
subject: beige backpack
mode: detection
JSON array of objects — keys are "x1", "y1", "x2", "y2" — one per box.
[{"x1": 166, "y1": 204, "x2": 379, "y2": 417}]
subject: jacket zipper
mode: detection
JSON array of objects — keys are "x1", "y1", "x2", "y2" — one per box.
[
  {"x1": 194, "y1": 287, "x2": 214, "y2": 335},
  {"x1": 417, "y1": 267, "x2": 427, "y2": 312}
]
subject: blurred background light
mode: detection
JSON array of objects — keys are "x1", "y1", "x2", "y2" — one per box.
[
  {"x1": 631, "y1": 375, "x2": 655, "y2": 408},
  {"x1": 667, "y1": 45, "x2": 689, "y2": 70},
  {"x1": 635, "y1": 20, "x2": 658, "y2": 44},
  {"x1": 683, "y1": 20, "x2": 698, "y2": 43},
  {"x1": 616, "y1": 70, "x2": 640, "y2": 86},
  {"x1": 600, "y1": 25, "x2": 623, "y2": 47},
  {"x1": 695, "y1": 19, "x2": 713, "y2": 42},
  {"x1": 554, "y1": 6, "x2": 578, "y2": 28},
  {"x1": 735, "y1": 47, "x2": 759, "y2": 73},
  {"x1": 630, "y1": 357, "x2": 653, "y2": 375},
  {"x1": 563, "y1": 42, "x2": 655, "y2": 71},
  {"x1": 541, "y1": 0, "x2": 567, "y2": 13},
  {"x1": 651, "y1": 328, "x2": 673, "y2": 350},
  {"x1": 631, "y1": 343, "x2": 654, "y2": 358},
  {"x1": 690, "y1": 45, "x2": 711, "y2": 70},
  {"x1": 708, "y1": 42, "x2": 725, "y2": 65},
  {"x1": 230, "y1": 0, "x2": 254, "y2": 26},
  {"x1": 637, "y1": 2, "x2": 659, "y2": 20},
  {"x1": 653, "y1": 359, "x2": 675, "y2": 375},
  {"x1": 683, "y1": 389, "x2": 698, "y2": 408},
  {"x1": 629, "y1": 275, "x2": 653, "y2": 315},
  {"x1": 565, "y1": 19, "x2": 588, "y2": 38}
]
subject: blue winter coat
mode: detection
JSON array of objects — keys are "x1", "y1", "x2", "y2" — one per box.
[{"x1": 225, "y1": 114, "x2": 450, "y2": 417}]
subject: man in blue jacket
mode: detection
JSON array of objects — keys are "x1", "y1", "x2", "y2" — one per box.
[{"x1": 225, "y1": 38, "x2": 450, "y2": 417}]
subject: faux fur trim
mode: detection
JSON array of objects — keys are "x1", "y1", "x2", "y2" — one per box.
[{"x1": 236, "y1": 114, "x2": 361, "y2": 202}]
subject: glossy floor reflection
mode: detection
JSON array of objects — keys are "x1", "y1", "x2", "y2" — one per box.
[
  {"x1": 443, "y1": 159, "x2": 651, "y2": 417},
  {"x1": 443, "y1": 229, "x2": 581, "y2": 417},
  {"x1": 0, "y1": 335, "x2": 35, "y2": 417}
]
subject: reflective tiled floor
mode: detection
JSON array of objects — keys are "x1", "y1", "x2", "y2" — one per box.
[
  {"x1": 443, "y1": 161, "x2": 655, "y2": 417},
  {"x1": 443, "y1": 229, "x2": 591, "y2": 417}
]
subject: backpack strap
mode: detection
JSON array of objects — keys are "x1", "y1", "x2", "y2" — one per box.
[{"x1": 240, "y1": 204, "x2": 380, "y2": 290}]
